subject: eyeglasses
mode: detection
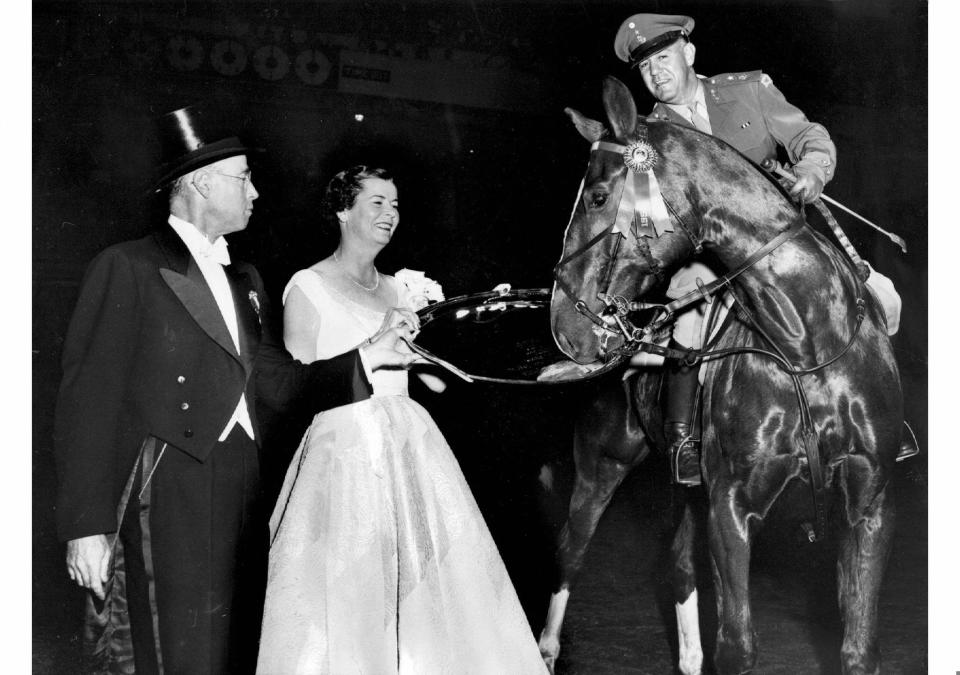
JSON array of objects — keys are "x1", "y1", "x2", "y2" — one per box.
[{"x1": 208, "y1": 170, "x2": 253, "y2": 187}]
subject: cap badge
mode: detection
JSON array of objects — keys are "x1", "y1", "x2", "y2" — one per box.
[
  {"x1": 622, "y1": 139, "x2": 659, "y2": 173},
  {"x1": 628, "y1": 22, "x2": 646, "y2": 44}
]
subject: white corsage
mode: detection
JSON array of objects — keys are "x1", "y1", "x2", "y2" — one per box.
[
  {"x1": 248, "y1": 290, "x2": 262, "y2": 323},
  {"x1": 395, "y1": 268, "x2": 445, "y2": 310}
]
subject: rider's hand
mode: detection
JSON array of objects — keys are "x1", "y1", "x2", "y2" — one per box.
[
  {"x1": 788, "y1": 167, "x2": 824, "y2": 204},
  {"x1": 66, "y1": 534, "x2": 112, "y2": 600}
]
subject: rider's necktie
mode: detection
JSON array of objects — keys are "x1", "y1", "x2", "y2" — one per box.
[{"x1": 687, "y1": 103, "x2": 712, "y2": 134}]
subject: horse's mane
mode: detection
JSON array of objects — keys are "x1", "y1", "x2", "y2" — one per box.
[{"x1": 645, "y1": 117, "x2": 797, "y2": 206}]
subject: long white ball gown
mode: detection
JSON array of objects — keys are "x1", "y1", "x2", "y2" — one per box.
[{"x1": 256, "y1": 269, "x2": 548, "y2": 674}]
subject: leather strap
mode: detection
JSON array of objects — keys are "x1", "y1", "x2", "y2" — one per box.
[{"x1": 649, "y1": 219, "x2": 807, "y2": 332}]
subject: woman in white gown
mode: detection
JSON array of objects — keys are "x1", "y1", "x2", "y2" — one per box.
[{"x1": 256, "y1": 166, "x2": 548, "y2": 674}]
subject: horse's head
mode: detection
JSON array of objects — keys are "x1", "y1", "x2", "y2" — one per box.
[{"x1": 551, "y1": 76, "x2": 702, "y2": 363}]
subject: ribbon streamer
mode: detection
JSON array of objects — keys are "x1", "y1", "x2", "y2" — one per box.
[{"x1": 592, "y1": 140, "x2": 671, "y2": 239}]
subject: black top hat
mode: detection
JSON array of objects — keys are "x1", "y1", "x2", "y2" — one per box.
[{"x1": 153, "y1": 105, "x2": 251, "y2": 192}]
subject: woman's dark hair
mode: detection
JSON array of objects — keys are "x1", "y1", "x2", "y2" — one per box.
[{"x1": 321, "y1": 166, "x2": 394, "y2": 228}]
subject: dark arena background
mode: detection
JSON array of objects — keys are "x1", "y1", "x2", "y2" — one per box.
[{"x1": 32, "y1": 1, "x2": 929, "y2": 672}]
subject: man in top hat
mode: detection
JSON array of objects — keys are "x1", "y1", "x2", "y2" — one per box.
[
  {"x1": 54, "y1": 105, "x2": 417, "y2": 674},
  {"x1": 613, "y1": 13, "x2": 838, "y2": 485}
]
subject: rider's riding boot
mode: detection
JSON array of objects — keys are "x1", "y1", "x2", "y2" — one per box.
[
  {"x1": 666, "y1": 421, "x2": 701, "y2": 486},
  {"x1": 897, "y1": 421, "x2": 920, "y2": 462},
  {"x1": 663, "y1": 343, "x2": 702, "y2": 486}
]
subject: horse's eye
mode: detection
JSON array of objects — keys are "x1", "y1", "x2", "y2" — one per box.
[{"x1": 588, "y1": 192, "x2": 608, "y2": 209}]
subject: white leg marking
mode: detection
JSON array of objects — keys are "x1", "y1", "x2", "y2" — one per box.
[
  {"x1": 538, "y1": 464, "x2": 554, "y2": 492},
  {"x1": 538, "y1": 588, "x2": 570, "y2": 673},
  {"x1": 676, "y1": 589, "x2": 703, "y2": 675}
]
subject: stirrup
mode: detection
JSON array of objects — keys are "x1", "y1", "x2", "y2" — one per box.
[
  {"x1": 670, "y1": 435, "x2": 702, "y2": 486},
  {"x1": 896, "y1": 421, "x2": 920, "y2": 462}
]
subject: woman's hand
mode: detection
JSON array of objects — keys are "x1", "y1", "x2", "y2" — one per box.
[
  {"x1": 372, "y1": 307, "x2": 420, "y2": 342},
  {"x1": 361, "y1": 307, "x2": 422, "y2": 371},
  {"x1": 362, "y1": 327, "x2": 418, "y2": 370}
]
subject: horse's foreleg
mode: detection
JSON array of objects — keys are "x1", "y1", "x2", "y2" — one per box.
[
  {"x1": 539, "y1": 587, "x2": 570, "y2": 674},
  {"x1": 538, "y1": 455, "x2": 633, "y2": 672},
  {"x1": 676, "y1": 589, "x2": 703, "y2": 675},
  {"x1": 709, "y1": 491, "x2": 757, "y2": 675},
  {"x1": 836, "y1": 460, "x2": 896, "y2": 675},
  {"x1": 671, "y1": 497, "x2": 703, "y2": 675}
]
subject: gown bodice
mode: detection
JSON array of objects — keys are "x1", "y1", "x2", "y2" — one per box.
[{"x1": 283, "y1": 269, "x2": 410, "y2": 397}]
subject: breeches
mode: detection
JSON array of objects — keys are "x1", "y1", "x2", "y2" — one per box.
[
  {"x1": 666, "y1": 262, "x2": 731, "y2": 350},
  {"x1": 120, "y1": 426, "x2": 266, "y2": 675}
]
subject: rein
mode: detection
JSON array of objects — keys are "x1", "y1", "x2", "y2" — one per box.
[{"x1": 646, "y1": 220, "x2": 806, "y2": 336}]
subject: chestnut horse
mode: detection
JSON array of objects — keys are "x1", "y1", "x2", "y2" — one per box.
[{"x1": 543, "y1": 77, "x2": 901, "y2": 675}]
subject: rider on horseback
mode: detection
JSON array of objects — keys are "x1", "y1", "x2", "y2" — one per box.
[{"x1": 612, "y1": 13, "x2": 915, "y2": 485}]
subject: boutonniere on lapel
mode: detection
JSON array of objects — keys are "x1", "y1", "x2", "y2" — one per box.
[{"x1": 248, "y1": 290, "x2": 262, "y2": 324}]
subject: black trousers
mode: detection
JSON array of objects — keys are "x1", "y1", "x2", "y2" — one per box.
[{"x1": 120, "y1": 427, "x2": 266, "y2": 675}]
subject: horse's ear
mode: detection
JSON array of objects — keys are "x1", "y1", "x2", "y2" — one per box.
[
  {"x1": 602, "y1": 76, "x2": 638, "y2": 140},
  {"x1": 564, "y1": 107, "x2": 606, "y2": 143}
]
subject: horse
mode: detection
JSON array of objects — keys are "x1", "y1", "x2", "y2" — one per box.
[{"x1": 543, "y1": 76, "x2": 902, "y2": 675}]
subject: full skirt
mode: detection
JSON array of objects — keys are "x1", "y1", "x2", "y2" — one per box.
[{"x1": 256, "y1": 395, "x2": 547, "y2": 674}]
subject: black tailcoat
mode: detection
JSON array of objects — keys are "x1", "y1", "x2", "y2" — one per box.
[{"x1": 53, "y1": 223, "x2": 371, "y2": 673}]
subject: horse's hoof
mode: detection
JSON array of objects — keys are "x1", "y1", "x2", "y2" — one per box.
[
  {"x1": 678, "y1": 650, "x2": 703, "y2": 675},
  {"x1": 538, "y1": 639, "x2": 559, "y2": 675}
]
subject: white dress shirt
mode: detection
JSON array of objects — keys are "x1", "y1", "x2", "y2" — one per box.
[{"x1": 168, "y1": 215, "x2": 255, "y2": 441}]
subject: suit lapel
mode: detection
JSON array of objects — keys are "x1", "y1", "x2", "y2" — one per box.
[
  {"x1": 154, "y1": 227, "x2": 242, "y2": 365},
  {"x1": 223, "y1": 265, "x2": 261, "y2": 377}
]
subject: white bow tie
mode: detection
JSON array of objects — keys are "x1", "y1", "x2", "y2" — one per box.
[{"x1": 198, "y1": 237, "x2": 231, "y2": 266}]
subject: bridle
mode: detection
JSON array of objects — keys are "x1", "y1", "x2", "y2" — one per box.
[
  {"x1": 552, "y1": 133, "x2": 682, "y2": 350},
  {"x1": 553, "y1": 128, "x2": 872, "y2": 542}
]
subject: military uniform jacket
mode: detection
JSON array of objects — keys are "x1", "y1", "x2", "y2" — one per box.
[
  {"x1": 53, "y1": 224, "x2": 371, "y2": 542},
  {"x1": 648, "y1": 70, "x2": 836, "y2": 184}
]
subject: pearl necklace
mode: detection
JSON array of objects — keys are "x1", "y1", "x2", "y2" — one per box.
[{"x1": 333, "y1": 249, "x2": 380, "y2": 292}]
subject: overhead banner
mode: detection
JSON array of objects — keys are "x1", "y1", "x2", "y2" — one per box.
[{"x1": 337, "y1": 50, "x2": 549, "y2": 113}]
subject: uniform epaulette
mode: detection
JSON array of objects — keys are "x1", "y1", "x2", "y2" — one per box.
[{"x1": 707, "y1": 70, "x2": 767, "y2": 87}]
